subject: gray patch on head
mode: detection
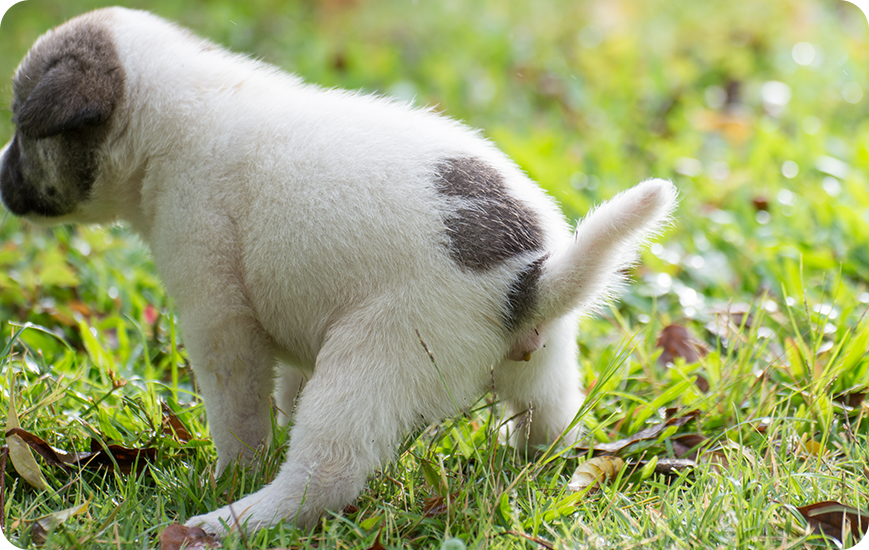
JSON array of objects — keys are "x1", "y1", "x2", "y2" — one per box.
[
  {"x1": 504, "y1": 254, "x2": 547, "y2": 330},
  {"x1": 434, "y1": 157, "x2": 543, "y2": 271},
  {"x1": 0, "y1": 14, "x2": 125, "y2": 218}
]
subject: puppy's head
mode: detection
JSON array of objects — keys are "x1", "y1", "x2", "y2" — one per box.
[{"x1": 0, "y1": 10, "x2": 125, "y2": 222}]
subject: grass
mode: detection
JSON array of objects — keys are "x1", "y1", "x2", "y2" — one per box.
[{"x1": 1, "y1": 0, "x2": 868, "y2": 548}]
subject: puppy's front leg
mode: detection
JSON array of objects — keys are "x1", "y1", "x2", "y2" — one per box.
[{"x1": 182, "y1": 312, "x2": 275, "y2": 472}]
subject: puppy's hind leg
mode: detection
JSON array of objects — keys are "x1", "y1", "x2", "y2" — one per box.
[
  {"x1": 186, "y1": 320, "x2": 421, "y2": 535},
  {"x1": 497, "y1": 312, "x2": 584, "y2": 453}
]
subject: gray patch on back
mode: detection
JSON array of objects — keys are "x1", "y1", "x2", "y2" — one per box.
[{"x1": 434, "y1": 157, "x2": 543, "y2": 271}]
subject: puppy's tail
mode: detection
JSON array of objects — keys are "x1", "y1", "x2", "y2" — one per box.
[{"x1": 532, "y1": 178, "x2": 677, "y2": 324}]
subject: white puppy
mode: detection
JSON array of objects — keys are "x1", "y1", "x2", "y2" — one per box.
[{"x1": 0, "y1": 8, "x2": 676, "y2": 534}]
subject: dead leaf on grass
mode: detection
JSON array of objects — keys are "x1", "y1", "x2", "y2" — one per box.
[
  {"x1": 366, "y1": 525, "x2": 386, "y2": 550},
  {"x1": 834, "y1": 389, "x2": 866, "y2": 409},
  {"x1": 160, "y1": 524, "x2": 221, "y2": 550},
  {"x1": 648, "y1": 458, "x2": 697, "y2": 477},
  {"x1": 5, "y1": 388, "x2": 48, "y2": 490},
  {"x1": 795, "y1": 434, "x2": 828, "y2": 458},
  {"x1": 28, "y1": 502, "x2": 89, "y2": 546},
  {"x1": 87, "y1": 438, "x2": 157, "y2": 474},
  {"x1": 568, "y1": 456, "x2": 625, "y2": 493},
  {"x1": 655, "y1": 325, "x2": 709, "y2": 390},
  {"x1": 692, "y1": 109, "x2": 753, "y2": 144},
  {"x1": 161, "y1": 402, "x2": 193, "y2": 443},
  {"x1": 5, "y1": 427, "x2": 90, "y2": 471},
  {"x1": 671, "y1": 433, "x2": 708, "y2": 459},
  {"x1": 656, "y1": 325, "x2": 708, "y2": 365},
  {"x1": 5, "y1": 427, "x2": 157, "y2": 475},
  {"x1": 575, "y1": 409, "x2": 700, "y2": 455},
  {"x1": 423, "y1": 491, "x2": 462, "y2": 517},
  {"x1": 793, "y1": 500, "x2": 869, "y2": 544}
]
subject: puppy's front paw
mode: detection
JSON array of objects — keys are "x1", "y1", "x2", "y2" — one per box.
[
  {"x1": 184, "y1": 501, "x2": 276, "y2": 537},
  {"x1": 184, "y1": 509, "x2": 235, "y2": 538},
  {"x1": 184, "y1": 483, "x2": 314, "y2": 537}
]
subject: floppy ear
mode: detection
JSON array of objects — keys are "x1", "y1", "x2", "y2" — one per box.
[{"x1": 15, "y1": 60, "x2": 115, "y2": 139}]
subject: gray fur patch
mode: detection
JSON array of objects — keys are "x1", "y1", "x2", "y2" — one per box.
[
  {"x1": 434, "y1": 157, "x2": 543, "y2": 271},
  {"x1": 504, "y1": 255, "x2": 547, "y2": 330},
  {"x1": 13, "y1": 16, "x2": 124, "y2": 139},
  {"x1": 1, "y1": 14, "x2": 125, "y2": 218}
]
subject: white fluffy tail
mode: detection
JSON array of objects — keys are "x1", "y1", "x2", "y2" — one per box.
[{"x1": 535, "y1": 178, "x2": 677, "y2": 322}]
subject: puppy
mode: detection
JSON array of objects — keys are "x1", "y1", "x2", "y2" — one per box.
[{"x1": 0, "y1": 7, "x2": 676, "y2": 534}]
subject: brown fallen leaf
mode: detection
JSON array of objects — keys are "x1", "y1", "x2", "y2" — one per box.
[
  {"x1": 793, "y1": 500, "x2": 869, "y2": 544},
  {"x1": 5, "y1": 427, "x2": 157, "y2": 475},
  {"x1": 568, "y1": 456, "x2": 625, "y2": 493},
  {"x1": 160, "y1": 524, "x2": 221, "y2": 550},
  {"x1": 752, "y1": 196, "x2": 770, "y2": 212},
  {"x1": 423, "y1": 491, "x2": 462, "y2": 517},
  {"x1": 795, "y1": 434, "x2": 827, "y2": 458},
  {"x1": 88, "y1": 438, "x2": 158, "y2": 474},
  {"x1": 162, "y1": 402, "x2": 193, "y2": 443},
  {"x1": 656, "y1": 325, "x2": 708, "y2": 366},
  {"x1": 575, "y1": 410, "x2": 700, "y2": 455},
  {"x1": 834, "y1": 389, "x2": 866, "y2": 409},
  {"x1": 656, "y1": 325, "x2": 709, "y2": 391},
  {"x1": 671, "y1": 433, "x2": 708, "y2": 459},
  {"x1": 29, "y1": 502, "x2": 89, "y2": 546},
  {"x1": 4, "y1": 427, "x2": 91, "y2": 471},
  {"x1": 5, "y1": 389, "x2": 48, "y2": 490},
  {"x1": 649, "y1": 458, "x2": 697, "y2": 477},
  {"x1": 366, "y1": 525, "x2": 386, "y2": 550}
]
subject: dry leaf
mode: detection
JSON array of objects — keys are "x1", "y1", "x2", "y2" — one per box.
[
  {"x1": 568, "y1": 456, "x2": 625, "y2": 493},
  {"x1": 794, "y1": 500, "x2": 869, "y2": 543},
  {"x1": 5, "y1": 427, "x2": 89, "y2": 471},
  {"x1": 5, "y1": 389, "x2": 48, "y2": 490},
  {"x1": 366, "y1": 526, "x2": 386, "y2": 550},
  {"x1": 422, "y1": 491, "x2": 461, "y2": 517},
  {"x1": 796, "y1": 434, "x2": 827, "y2": 458},
  {"x1": 575, "y1": 409, "x2": 700, "y2": 455},
  {"x1": 87, "y1": 438, "x2": 157, "y2": 474},
  {"x1": 656, "y1": 325, "x2": 708, "y2": 366},
  {"x1": 650, "y1": 458, "x2": 697, "y2": 477},
  {"x1": 671, "y1": 433, "x2": 708, "y2": 459},
  {"x1": 29, "y1": 502, "x2": 89, "y2": 545},
  {"x1": 834, "y1": 390, "x2": 866, "y2": 409},
  {"x1": 160, "y1": 524, "x2": 221, "y2": 550},
  {"x1": 161, "y1": 402, "x2": 193, "y2": 443},
  {"x1": 5, "y1": 427, "x2": 157, "y2": 475},
  {"x1": 655, "y1": 325, "x2": 709, "y2": 391}
]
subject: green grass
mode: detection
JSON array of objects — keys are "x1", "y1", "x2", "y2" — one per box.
[{"x1": 2, "y1": 0, "x2": 869, "y2": 548}]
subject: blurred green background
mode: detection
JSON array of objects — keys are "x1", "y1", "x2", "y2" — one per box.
[{"x1": 2, "y1": 0, "x2": 868, "y2": 327}]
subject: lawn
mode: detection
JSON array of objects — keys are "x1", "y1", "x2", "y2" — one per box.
[{"x1": 1, "y1": 0, "x2": 868, "y2": 548}]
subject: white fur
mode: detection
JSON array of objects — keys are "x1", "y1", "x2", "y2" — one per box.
[{"x1": 2, "y1": 8, "x2": 677, "y2": 534}]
